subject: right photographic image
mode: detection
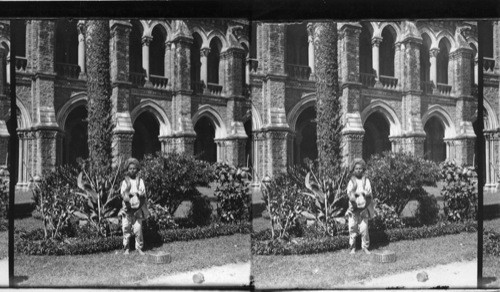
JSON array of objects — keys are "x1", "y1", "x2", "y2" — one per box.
[
  {"x1": 481, "y1": 19, "x2": 500, "y2": 289},
  {"x1": 250, "y1": 19, "x2": 481, "y2": 289}
]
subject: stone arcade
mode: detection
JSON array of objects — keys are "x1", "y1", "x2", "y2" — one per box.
[{"x1": 0, "y1": 20, "x2": 497, "y2": 190}]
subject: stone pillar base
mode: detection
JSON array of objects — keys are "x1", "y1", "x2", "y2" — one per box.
[
  {"x1": 398, "y1": 135, "x2": 426, "y2": 157},
  {"x1": 262, "y1": 128, "x2": 290, "y2": 177},
  {"x1": 219, "y1": 138, "x2": 247, "y2": 167},
  {"x1": 451, "y1": 137, "x2": 475, "y2": 166},
  {"x1": 34, "y1": 127, "x2": 61, "y2": 175},
  {"x1": 112, "y1": 131, "x2": 134, "y2": 166},
  {"x1": 162, "y1": 135, "x2": 196, "y2": 156},
  {"x1": 342, "y1": 130, "x2": 364, "y2": 167}
]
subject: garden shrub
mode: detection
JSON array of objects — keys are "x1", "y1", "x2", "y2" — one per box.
[
  {"x1": 415, "y1": 194, "x2": 440, "y2": 226},
  {"x1": 291, "y1": 162, "x2": 350, "y2": 237},
  {"x1": 72, "y1": 158, "x2": 124, "y2": 237},
  {"x1": 32, "y1": 165, "x2": 80, "y2": 240},
  {"x1": 366, "y1": 152, "x2": 440, "y2": 216},
  {"x1": 252, "y1": 220, "x2": 477, "y2": 255},
  {"x1": 440, "y1": 161, "x2": 477, "y2": 222},
  {"x1": 261, "y1": 173, "x2": 308, "y2": 239},
  {"x1": 0, "y1": 169, "x2": 8, "y2": 231},
  {"x1": 214, "y1": 163, "x2": 251, "y2": 223},
  {"x1": 141, "y1": 152, "x2": 214, "y2": 215},
  {"x1": 187, "y1": 195, "x2": 213, "y2": 227},
  {"x1": 145, "y1": 201, "x2": 178, "y2": 231},
  {"x1": 370, "y1": 199, "x2": 406, "y2": 231},
  {"x1": 484, "y1": 230, "x2": 500, "y2": 257},
  {"x1": 15, "y1": 222, "x2": 251, "y2": 256}
]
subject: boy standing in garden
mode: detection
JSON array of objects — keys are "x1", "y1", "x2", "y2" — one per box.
[
  {"x1": 346, "y1": 158, "x2": 374, "y2": 255},
  {"x1": 120, "y1": 157, "x2": 149, "y2": 255}
]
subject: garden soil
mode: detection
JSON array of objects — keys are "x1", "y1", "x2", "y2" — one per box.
[
  {"x1": 139, "y1": 261, "x2": 251, "y2": 286},
  {"x1": 341, "y1": 260, "x2": 476, "y2": 288}
]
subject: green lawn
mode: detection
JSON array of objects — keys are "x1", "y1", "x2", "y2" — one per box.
[
  {"x1": 14, "y1": 233, "x2": 250, "y2": 287},
  {"x1": 482, "y1": 218, "x2": 500, "y2": 288},
  {"x1": 0, "y1": 231, "x2": 7, "y2": 260},
  {"x1": 252, "y1": 232, "x2": 476, "y2": 289}
]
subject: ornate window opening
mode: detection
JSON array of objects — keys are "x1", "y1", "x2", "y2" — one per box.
[
  {"x1": 194, "y1": 116, "x2": 217, "y2": 163},
  {"x1": 359, "y1": 24, "x2": 373, "y2": 75},
  {"x1": 437, "y1": 38, "x2": 450, "y2": 85},
  {"x1": 293, "y1": 106, "x2": 317, "y2": 166},
  {"x1": 55, "y1": 20, "x2": 79, "y2": 78},
  {"x1": 424, "y1": 116, "x2": 446, "y2": 163},
  {"x1": 132, "y1": 111, "x2": 161, "y2": 160},
  {"x1": 379, "y1": 27, "x2": 396, "y2": 77},
  {"x1": 129, "y1": 21, "x2": 144, "y2": 81},
  {"x1": 207, "y1": 37, "x2": 222, "y2": 84},
  {"x1": 362, "y1": 112, "x2": 391, "y2": 160},
  {"x1": 63, "y1": 105, "x2": 88, "y2": 166},
  {"x1": 150, "y1": 25, "x2": 166, "y2": 76}
]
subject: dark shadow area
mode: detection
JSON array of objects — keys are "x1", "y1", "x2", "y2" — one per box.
[
  {"x1": 484, "y1": 205, "x2": 500, "y2": 220},
  {"x1": 11, "y1": 276, "x2": 29, "y2": 286},
  {"x1": 252, "y1": 202, "x2": 266, "y2": 219},
  {"x1": 479, "y1": 277, "x2": 498, "y2": 287},
  {"x1": 366, "y1": 230, "x2": 391, "y2": 250},
  {"x1": 13, "y1": 203, "x2": 35, "y2": 219}
]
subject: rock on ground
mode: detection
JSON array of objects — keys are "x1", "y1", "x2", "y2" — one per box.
[
  {"x1": 142, "y1": 261, "x2": 251, "y2": 286},
  {"x1": 341, "y1": 260, "x2": 476, "y2": 289}
]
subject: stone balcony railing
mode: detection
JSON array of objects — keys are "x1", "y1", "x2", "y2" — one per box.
[
  {"x1": 285, "y1": 63, "x2": 311, "y2": 80},
  {"x1": 15, "y1": 56, "x2": 27, "y2": 72},
  {"x1": 359, "y1": 72, "x2": 376, "y2": 87},
  {"x1": 484, "y1": 57, "x2": 496, "y2": 73},
  {"x1": 206, "y1": 82, "x2": 223, "y2": 95},
  {"x1": 55, "y1": 62, "x2": 81, "y2": 79},
  {"x1": 379, "y1": 75, "x2": 398, "y2": 89},
  {"x1": 129, "y1": 71, "x2": 146, "y2": 87},
  {"x1": 436, "y1": 83, "x2": 452, "y2": 95},
  {"x1": 191, "y1": 80, "x2": 205, "y2": 94},
  {"x1": 248, "y1": 58, "x2": 258, "y2": 72},
  {"x1": 421, "y1": 81, "x2": 434, "y2": 95},
  {"x1": 149, "y1": 74, "x2": 168, "y2": 90}
]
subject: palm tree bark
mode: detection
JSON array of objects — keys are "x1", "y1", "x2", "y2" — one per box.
[
  {"x1": 85, "y1": 20, "x2": 113, "y2": 175},
  {"x1": 313, "y1": 21, "x2": 342, "y2": 177}
]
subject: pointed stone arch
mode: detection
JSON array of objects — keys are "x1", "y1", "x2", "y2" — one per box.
[
  {"x1": 360, "y1": 100, "x2": 402, "y2": 137},
  {"x1": 421, "y1": 105, "x2": 456, "y2": 139},
  {"x1": 192, "y1": 105, "x2": 227, "y2": 139},
  {"x1": 130, "y1": 99, "x2": 172, "y2": 137},
  {"x1": 57, "y1": 92, "x2": 87, "y2": 131}
]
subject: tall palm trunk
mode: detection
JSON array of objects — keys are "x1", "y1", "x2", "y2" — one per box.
[
  {"x1": 85, "y1": 20, "x2": 113, "y2": 175},
  {"x1": 313, "y1": 21, "x2": 342, "y2": 177}
]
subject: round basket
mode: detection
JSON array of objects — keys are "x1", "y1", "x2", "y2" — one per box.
[
  {"x1": 149, "y1": 252, "x2": 172, "y2": 264},
  {"x1": 372, "y1": 250, "x2": 396, "y2": 263}
]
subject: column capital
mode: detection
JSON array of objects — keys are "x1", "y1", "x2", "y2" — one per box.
[
  {"x1": 200, "y1": 47, "x2": 211, "y2": 57},
  {"x1": 429, "y1": 48, "x2": 440, "y2": 58},
  {"x1": 306, "y1": 22, "x2": 315, "y2": 40},
  {"x1": 77, "y1": 21, "x2": 86, "y2": 35},
  {"x1": 371, "y1": 36, "x2": 383, "y2": 46},
  {"x1": 142, "y1": 36, "x2": 153, "y2": 46}
]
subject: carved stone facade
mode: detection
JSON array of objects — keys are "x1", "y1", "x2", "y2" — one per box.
[
  {"x1": 3, "y1": 19, "x2": 251, "y2": 190},
  {"x1": 251, "y1": 21, "x2": 479, "y2": 183}
]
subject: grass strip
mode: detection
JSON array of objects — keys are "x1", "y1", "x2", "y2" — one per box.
[
  {"x1": 15, "y1": 222, "x2": 251, "y2": 256},
  {"x1": 252, "y1": 221, "x2": 477, "y2": 255}
]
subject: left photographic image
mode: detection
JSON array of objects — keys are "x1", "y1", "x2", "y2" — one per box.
[
  {"x1": 0, "y1": 20, "x2": 10, "y2": 287},
  {"x1": 11, "y1": 19, "x2": 253, "y2": 287}
]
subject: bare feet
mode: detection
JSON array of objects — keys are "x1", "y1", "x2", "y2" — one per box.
[
  {"x1": 350, "y1": 248, "x2": 356, "y2": 254},
  {"x1": 124, "y1": 249, "x2": 130, "y2": 255},
  {"x1": 363, "y1": 247, "x2": 371, "y2": 254},
  {"x1": 137, "y1": 249, "x2": 145, "y2": 256}
]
